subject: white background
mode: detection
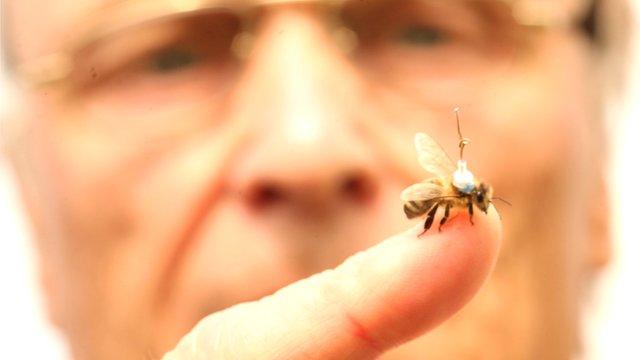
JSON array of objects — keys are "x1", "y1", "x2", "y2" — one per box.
[{"x1": 1, "y1": 3, "x2": 639, "y2": 359}]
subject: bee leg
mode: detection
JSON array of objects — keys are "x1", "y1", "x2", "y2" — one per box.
[
  {"x1": 438, "y1": 202, "x2": 451, "y2": 232},
  {"x1": 468, "y1": 201, "x2": 474, "y2": 225},
  {"x1": 492, "y1": 203, "x2": 502, "y2": 220},
  {"x1": 420, "y1": 203, "x2": 440, "y2": 236}
]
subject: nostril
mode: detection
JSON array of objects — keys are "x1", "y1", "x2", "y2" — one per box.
[
  {"x1": 341, "y1": 172, "x2": 376, "y2": 203},
  {"x1": 246, "y1": 183, "x2": 285, "y2": 209}
]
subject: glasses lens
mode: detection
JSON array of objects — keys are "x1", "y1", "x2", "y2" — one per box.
[
  {"x1": 71, "y1": 9, "x2": 242, "y2": 111},
  {"x1": 64, "y1": 0, "x2": 526, "y2": 143},
  {"x1": 341, "y1": 0, "x2": 524, "y2": 110}
]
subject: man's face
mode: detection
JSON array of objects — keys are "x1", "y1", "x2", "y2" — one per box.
[{"x1": 8, "y1": 0, "x2": 606, "y2": 359}]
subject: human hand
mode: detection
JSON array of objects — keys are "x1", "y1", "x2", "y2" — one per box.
[{"x1": 164, "y1": 208, "x2": 501, "y2": 359}]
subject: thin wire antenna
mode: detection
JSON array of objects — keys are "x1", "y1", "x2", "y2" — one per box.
[
  {"x1": 455, "y1": 107, "x2": 463, "y2": 139},
  {"x1": 454, "y1": 107, "x2": 470, "y2": 160}
]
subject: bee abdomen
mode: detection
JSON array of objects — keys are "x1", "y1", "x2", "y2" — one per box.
[{"x1": 403, "y1": 200, "x2": 430, "y2": 219}]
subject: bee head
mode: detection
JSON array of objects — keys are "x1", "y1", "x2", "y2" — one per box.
[{"x1": 473, "y1": 182, "x2": 493, "y2": 214}]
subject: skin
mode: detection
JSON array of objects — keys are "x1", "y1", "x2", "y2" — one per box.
[{"x1": 6, "y1": 1, "x2": 610, "y2": 359}]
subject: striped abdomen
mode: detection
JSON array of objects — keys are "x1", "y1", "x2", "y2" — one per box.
[{"x1": 403, "y1": 200, "x2": 435, "y2": 219}]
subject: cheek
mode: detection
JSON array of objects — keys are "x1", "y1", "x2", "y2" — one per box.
[
  {"x1": 477, "y1": 84, "x2": 571, "y2": 183},
  {"x1": 468, "y1": 34, "x2": 593, "y2": 189},
  {"x1": 169, "y1": 201, "x2": 298, "y2": 311}
]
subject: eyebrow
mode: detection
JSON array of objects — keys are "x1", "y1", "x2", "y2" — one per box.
[{"x1": 11, "y1": 0, "x2": 599, "y2": 86}]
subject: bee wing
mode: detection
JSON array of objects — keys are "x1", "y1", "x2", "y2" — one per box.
[
  {"x1": 414, "y1": 132, "x2": 456, "y2": 176},
  {"x1": 400, "y1": 181, "x2": 444, "y2": 202}
]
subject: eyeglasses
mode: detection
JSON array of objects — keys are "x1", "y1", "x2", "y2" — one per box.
[
  {"x1": 17, "y1": 0, "x2": 584, "y2": 85},
  {"x1": 12, "y1": 0, "x2": 586, "y2": 145}
]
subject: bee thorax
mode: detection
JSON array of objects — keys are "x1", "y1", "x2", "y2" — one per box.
[{"x1": 453, "y1": 160, "x2": 475, "y2": 193}]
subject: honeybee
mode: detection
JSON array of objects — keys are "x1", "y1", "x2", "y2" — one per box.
[{"x1": 401, "y1": 108, "x2": 504, "y2": 233}]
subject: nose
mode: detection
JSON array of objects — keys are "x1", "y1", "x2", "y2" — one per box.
[
  {"x1": 235, "y1": 138, "x2": 377, "y2": 211},
  {"x1": 227, "y1": 7, "x2": 378, "y2": 212}
]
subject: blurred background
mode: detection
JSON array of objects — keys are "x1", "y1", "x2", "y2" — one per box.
[{"x1": 1, "y1": 1, "x2": 639, "y2": 359}]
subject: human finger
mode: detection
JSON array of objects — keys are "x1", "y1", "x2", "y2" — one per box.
[{"x1": 165, "y1": 207, "x2": 502, "y2": 359}]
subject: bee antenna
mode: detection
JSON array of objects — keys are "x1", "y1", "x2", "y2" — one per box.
[
  {"x1": 492, "y1": 196, "x2": 512, "y2": 206},
  {"x1": 454, "y1": 107, "x2": 470, "y2": 160}
]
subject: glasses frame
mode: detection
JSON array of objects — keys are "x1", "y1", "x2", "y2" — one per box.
[{"x1": 15, "y1": 0, "x2": 586, "y2": 88}]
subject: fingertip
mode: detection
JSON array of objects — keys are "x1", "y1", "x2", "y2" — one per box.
[
  {"x1": 358, "y1": 205, "x2": 503, "y2": 348},
  {"x1": 404, "y1": 204, "x2": 502, "y2": 262},
  {"x1": 437, "y1": 204, "x2": 503, "y2": 256},
  {"x1": 165, "y1": 206, "x2": 504, "y2": 359}
]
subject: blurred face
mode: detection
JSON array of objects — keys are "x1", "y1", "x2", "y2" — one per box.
[{"x1": 7, "y1": 0, "x2": 607, "y2": 359}]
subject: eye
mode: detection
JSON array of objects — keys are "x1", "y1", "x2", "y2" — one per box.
[
  {"x1": 396, "y1": 25, "x2": 448, "y2": 46},
  {"x1": 476, "y1": 194, "x2": 484, "y2": 202},
  {"x1": 150, "y1": 48, "x2": 200, "y2": 73}
]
